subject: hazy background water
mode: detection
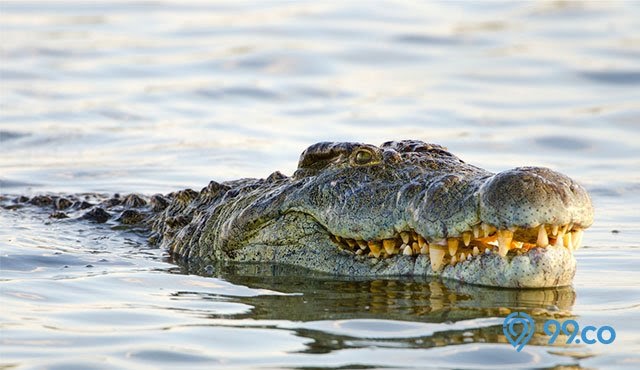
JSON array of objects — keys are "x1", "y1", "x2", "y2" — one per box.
[{"x1": 1, "y1": 1, "x2": 639, "y2": 369}]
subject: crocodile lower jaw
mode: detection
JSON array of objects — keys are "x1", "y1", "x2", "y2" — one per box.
[{"x1": 331, "y1": 222, "x2": 584, "y2": 273}]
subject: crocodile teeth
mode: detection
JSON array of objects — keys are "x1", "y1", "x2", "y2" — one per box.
[
  {"x1": 411, "y1": 231, "x2": 419, "y2": 241},
  {"x1": 572, "y1": 230, "x2": 583, "y2": 250},
  {"x1": 554, "y1": 230, "x2": 565, "y2": 247},
  {"x1": 448, "y1": 238, "x2": 459, "y2": 256},
  {"x1": 368, "y1": 241, "x2": 382, "y2": 258},
  {"x1": 418, "y1": 235, "x2": 427, "y2": 248},
  {"x1": 429, "y1": 245, "x2": 446, "y2": 272},
  {"x1": 473, "y1": 224, "x2": 482, "y2": 238},
  {"x1": 497, "y1": 230, "x2": 513, "y2": 257},
  {"x1": 563, "y1": 232, "x2": 573, "y2": 251},
  {"x1": 383, "y1": 239, "x2": 396, "y2": 255},
  {"x1": 537, "y1": 225, "x2": 549, "y2": 247},
  {"x1": 403, "y1": 245, "x2": 413, "y2": 256},
  {"x1": 462, "y1": 232, "x2": 472, "y2": 247},
  {"x1": 344, "y1": 224, "x2": 585, "y2": 262},
  {"x1": 482, "y1": 223, "x2": 496, "y2": 236}
]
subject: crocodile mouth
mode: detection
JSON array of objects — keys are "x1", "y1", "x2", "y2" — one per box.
[{"x1": 330, "y1": 223, "x2": 584, "y2": 273}]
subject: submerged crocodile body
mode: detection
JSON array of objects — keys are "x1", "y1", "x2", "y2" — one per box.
[{"x1": 4, "y1": 140, "x2": 594, "y2": 288}]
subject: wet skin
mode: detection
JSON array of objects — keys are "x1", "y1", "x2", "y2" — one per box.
[{"x1": 2, "y1": 140, "x2": 594, "y2": 288}]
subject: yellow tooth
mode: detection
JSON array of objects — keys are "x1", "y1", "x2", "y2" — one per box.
[
  {"x1": 429, "y1": 246, "x2": 446, "y2": 272},
  {"x1": 346, "y1": 239, "x2": 357, "y2": 248},
  {"x1": 561, "y1": 224, "x2": 570, "y2": 234},
  {"x1": 473, "y1": 224, "x2": 482, "y2": 238},
  {"x1": 401, "y1": 232, "x2": 410, "y2": 244},
  {"x1": 412, "y1": 241, "x2": 420, "y2": 254},
  {"x1": 335, "y1": 235, "x2": 342, "y2": 243},
  {"x1": 420, "y1": 243, "x2": 429, "y2": 255},
  {"x1": 357, "y1": 240, "x2": 367, "y2": 250},
  {"x1": 472, "y1": 246, "x2": 480, "y2": 256},
  {"x1": 482, "y1": 223, "x2": 496, "y2": 236},
  {"x1": 412, "y1": 231, "x2": 419, "y2": 241},
  {"x1": 572, "y1": 230, "x2": 583, "y2": 250},
  {"x1": 448, "y1": 238, "x2": 459, "y2": 256},
  {"x1": 462, "y1": 232, "x2": 472, "y2": 247},
  {"x1": 460, "y1": 252, "x2": 466, "y2": 261},
  {"x1": 537, "y1": 225, "x2": 549, "y2": 247},
  {"x1": 403, "y1": 245, "x2": 413, "y2": 256},
  {"x1": 417, "y1": 235, "x2": 427, "y2": 248},
  {"x1": 551, "y1": 225, "x2": 559, "y2": 236},
  {"x1": 513, "y1": 241, "x2": 523, "y2": 249},
  {"x1": 355, "y1": 249, "x2": 363, "y2": 255},
  {"x1": 497, "y1": 230, "x2": 513, "y2": 257},
  {"x1": 450, "y1": 255, "x2": 457, "y2": 266},
  {"x1": 563, "y1": 232, "x2": 573, "y2": 250},
  {"x1": 498, "y1": 244, "x2": 509, "y2": 257},
  {"x1": 383, "y1": 239, "x2": 396, "y2": 255},
  {"x1": 554, "y1": 230, "x2": 565, "y2": 247},
  {"x1": 368, "y1": 241, "x2": 382, "y2": 258}
]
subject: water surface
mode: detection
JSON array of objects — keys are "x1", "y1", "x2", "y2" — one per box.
[{"x1": 1, "y1": 1, "x2": 639, "y2": 369}]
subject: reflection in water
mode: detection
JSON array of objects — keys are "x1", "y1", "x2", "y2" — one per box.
[{"x1": 177, "y1": 261, "x2": 576, "y2": 353}]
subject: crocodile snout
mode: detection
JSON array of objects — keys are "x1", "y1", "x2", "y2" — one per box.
[{"x1": 478, "y1": 167, "x2": 594, "y2": 229}]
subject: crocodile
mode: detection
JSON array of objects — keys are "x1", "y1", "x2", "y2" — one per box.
[{"x1": 2, "y1": 140, "x2": 594, "y2": 288}]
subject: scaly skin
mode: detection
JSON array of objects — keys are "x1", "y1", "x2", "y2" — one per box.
[{"x1": 3, "y1": 140, "x2": 594, "y2": 288}]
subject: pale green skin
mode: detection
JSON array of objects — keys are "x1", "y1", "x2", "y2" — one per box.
[{"x1": 153, "y1": 140, "x2": 593, "y2": 288}]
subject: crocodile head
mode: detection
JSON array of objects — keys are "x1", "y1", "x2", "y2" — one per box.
[{"x1": 190, "y1": 140, "x2": 593, "y2": 288}]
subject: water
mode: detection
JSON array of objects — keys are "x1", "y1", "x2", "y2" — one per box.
[{"x1": 1, "y1": 1, "x2": 639, "y2": 368}]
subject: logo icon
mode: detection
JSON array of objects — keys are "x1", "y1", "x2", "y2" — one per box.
[{"x1": 503, "y1": 312, "x2": 535, "y2": 352}]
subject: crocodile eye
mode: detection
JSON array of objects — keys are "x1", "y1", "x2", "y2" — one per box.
[{"x1": 354, "y1": 149, "x2": 374, "y2": 165}]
